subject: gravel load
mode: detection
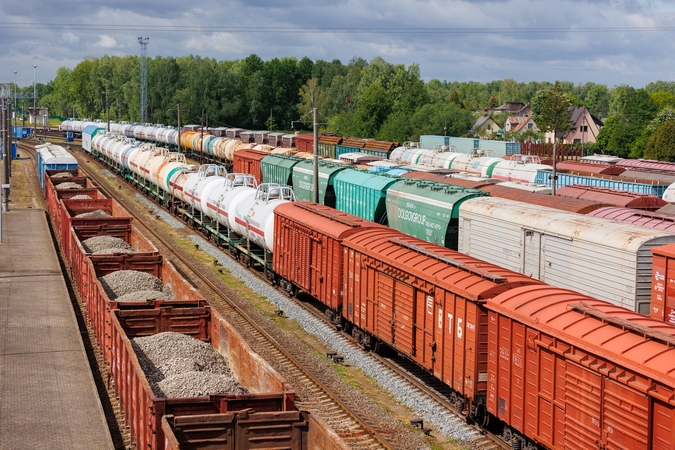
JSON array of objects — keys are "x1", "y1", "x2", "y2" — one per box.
[
  {"x1": 56, "y1": 182, "x2": 82, "y2": 190},
  {"x1": 157, "y1": 372, "x2": 248, "y2": 398},
  {"x1": 98, "y1": 270, "x2": 174, "y2": 300},
  {"x1": 75, "y1": 209, "x2": 111, "y2": 218},
  {"x1": 82, "y1": 236, "x2": 135, "y2": 254},
  {"x1": 132, "y1": 332, "x2": 247, "y2": 398},
  {"x1": 188, "y1": 234, "x2": 480, "y2": 444},
  {"x1": 69, "y1": 195, "x2": 92, "y2": 200},
  {"x1": 114, "y1": 289, "x2": 169, "y2": 302},
  {"x1": 51, "y1": 172, "x2": 73, "y2": 178}
]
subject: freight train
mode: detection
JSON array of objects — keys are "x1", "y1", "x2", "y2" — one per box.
[
  {"x1": 85, "y1": 133, "x2": 675, "y2": 314},
  {"x1": 60, "y1": 136, "x2": 675, "y2": 450},
  {"x1": 51, "y1": 122, "x2": 675, "y2": 449},
  {"x1": 36, "y1": 148, "x2": 351, "y2": 450}
]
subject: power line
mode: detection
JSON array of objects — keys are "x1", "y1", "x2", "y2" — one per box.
[{"x1": 1, "y1": 23, "x2": 675, "y2": 34}]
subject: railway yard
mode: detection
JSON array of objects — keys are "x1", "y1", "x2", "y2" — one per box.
[{"x1": 6, "y1": 124, "x2": 675, "y2": 449}]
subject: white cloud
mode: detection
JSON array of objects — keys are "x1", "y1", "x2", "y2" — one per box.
[
  {"x1": 95, "y1": 35, "x2": 118, "y2": 49},
  {"x1": 61, "y1": 32, "x2": 79, "y2": 44}
]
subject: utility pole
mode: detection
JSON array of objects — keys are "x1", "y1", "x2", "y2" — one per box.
[
  {"x1": 32, "y1": 64, "x2": 37, "y2": 137},
  {"x1": 176, "y1": 103, "x2": 181, "y2": 154},
  {"x1": 313, "y1": 107, "x2": 318, "y2": 203},
  {"x1": 106, "y1": 89, "x2": 110, "y2": 132},
  {"x1": 200, "y1": 109, "x2": 205, "y2": 158},
  {"x1": 13, "y1": 71, "x2": 16, "y2": 123},
  {"x1": 269, "y1": 109, "x2": 273, "y2": 131},
  {"x1": 138, "y1": 37, "x2": 149, "y2": 123}
]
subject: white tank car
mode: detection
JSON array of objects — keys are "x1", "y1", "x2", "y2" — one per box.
[
  {"x1": 110, "y1": 138, "x2": 137, "y2": 168},
  {"x1": 125, "y1": 124, "x2": 140, "y2": 138},
  {"x1": 180, "y1": 165, "x2": 228, "y2": 213},
  {"x1": 663, "y1": 183, "x2": 675, "y2": 203},
  {"x1": 145, "y1": 149, "x2": 174, "y2": 187},
  {"x1": 234, "y1": 183, "x2": 295, "y2": 253},
  {"x1": 129, "y1": 144, "x2": 159, "y2": 178},
  {"x1": 450, "y1": 149, "x2": 495, "y2": 173},
  {"x1": 169, "y1": 170, "x2": 196, "y2": 203},
  {"x1": 158, "y1": 153, "x2": 191, "y2": 193},
  {"x1": 428, "y1": 151, "x2": 462, "y2": 169},
  {"x1": 91, "y1": 132, "x2": 111, "y2": 154},
  {"x1": 389, "y1": 142, "x2": 420, "y2": 163},
  {"x1": 491, "y1": 154, "x2": 552, "y2": 184},
  {"x1": 116, "y1": 140, "x2": 140, "y2": 170},
  {"x1": 417, "y1": 145, "x2": 450, "y2": 166},
  {"x1": 204, "y1": 174, "x2": 259, "y2": 229},
  {"x1": 59, "y1": 119, "x2": 73, "y2": 132},
  {"x1": 468, "y1": 156, "x2": 503, "y2": 177},
  {"x1": 100, "y1": 134, "x2": 120, "y2": 159}
]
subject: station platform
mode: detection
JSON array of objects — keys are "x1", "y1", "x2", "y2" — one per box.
[{"x1": 0, "y1": 209, "x2": 113, "y2": 449}]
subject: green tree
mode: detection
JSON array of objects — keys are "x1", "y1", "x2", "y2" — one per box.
[
  {"x1": 486, "y1": 94, "x2": 498, "y2": 110},
  {"x1": 651, "y1": 91, "x2": 675, "y2": 111},
  {"x1": 297, "y1": 78, "x2": 328, "y2": 122},
  {"x1": 408, "y1": 102, "x2": 474, "y2": 139},
  {"x1": 531, "y1": 81, "x2": 573, "y2": 140},
  {"x1": 531, "y1": 81, "x2": 573, "y2": 194},
  {"x1": 644, "y1": 121, "x2": 675, "y2": 161}
]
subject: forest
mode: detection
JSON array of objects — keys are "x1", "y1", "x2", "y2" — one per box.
[{"x1": 21, "y1": 54, "x2": 675, "y2": 161}]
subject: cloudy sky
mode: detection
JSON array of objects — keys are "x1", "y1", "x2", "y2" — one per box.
[{"x1": 2, "y1": 0, "x2": 675, "y2": 88}]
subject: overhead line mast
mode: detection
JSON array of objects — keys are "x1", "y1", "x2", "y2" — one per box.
[{"x1": 138, "y1": 37, "x2": 149, "y2": 123}]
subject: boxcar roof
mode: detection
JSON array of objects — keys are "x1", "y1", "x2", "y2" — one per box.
[
  {"x1": 588, "y1": 207, "x2": 675, "y2": 233},
  {"x1": 487, "y1": 285, "x2": 675, "y2": 382},
  {"x1": 275, "y1": 202, "x2": 385, "y2": 239},
  {"x1": 343, "y1": 228, "x2": 541, "y2": 301},
  {"x1": 460, "y1": 196, "x2": 675, "y2": 252}
]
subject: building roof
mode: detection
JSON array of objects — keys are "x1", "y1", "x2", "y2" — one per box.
[
  {"x1": 471, "y1": 115, "x2": 497, "y2": 130},
  {"x1": 494, "y1": 102, "x2": 527, "y2": 113}
]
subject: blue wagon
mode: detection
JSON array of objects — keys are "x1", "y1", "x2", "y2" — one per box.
[
  {"x1": 36, "y1": 144, "x2": 78, "y2": 189},
  {"x1": 535, "y1": 169, "x2": 669, "y2": 197}
]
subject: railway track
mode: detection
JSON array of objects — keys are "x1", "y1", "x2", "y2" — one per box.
[{"x1": 69, "y1": 149, "x2": 396, "y2": 449}]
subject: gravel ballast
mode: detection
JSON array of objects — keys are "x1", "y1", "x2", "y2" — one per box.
[
  {"x1": 132, "y1": 332, "x2": 247, "y2": 398},
  {"x1": 82, "y1": 236, "x2": 135, "y2": 254},
  {"x1": 75, "y1": 209, "x2": 111, "y2": 218},
  {"x1": 56, "y1": 182, "x2": 82, "y2": 190},
  {"x1": 188, "y1": 234, "x2": 480, "y2": 444},
  {"x1": 98, "y1": 270, "x2": 174, "y2": 300}
]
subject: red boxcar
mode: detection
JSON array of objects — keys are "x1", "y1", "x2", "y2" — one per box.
[
  {"x1": 556, "y1": 184, "x2": 667, "y2": 211},
  {"x1": 487, "y1": 285, "x2": 675, "y2": 450},
  {"x1": 341, "y1": 228, "x2": 541, "y2": 413},
  {"x1": 110, "y1": 305, "x2": 295, "y2": 450},
  {"x1": 482, "y1": 184, "x2": 612, "y2": 214},
  {"x1": 294, "y1": 134, "x2": 314, "y2": 152},
  {"x1": 232, "y1": 149, "x2": 268, "y2": 185},
  {"x1": 651, "y1": 243, "x2": 675, "y2": 324},
  {"x1": 556, "y1": 160, "x2": 626, "y2": 176},
  {"x1": 273, "y1": 202, "x2": 386, "y2": 324}
]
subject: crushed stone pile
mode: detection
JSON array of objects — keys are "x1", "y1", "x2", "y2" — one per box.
[
  {"x1": 75, "y1": 209, "x2": 110, "y2": 218},
  {"x1": 56, "y1": 182, "x2": 82, "y2": 190},
  {"x1": 115, "y1": 289, "x2": 170, "y2": 302},
  {"x1": 98, "y1": 270, "x2": 174, "y2": 300},
  {"x1": 51, "y1": 172, "x2": 73, "y2": 178},
  {"x1": 69, "y1": 195, "x2": 92, "y2": 200},
  {"x1": 132, "y1": 332, "x2": 247, "y2": 398},
  {"x1": 157, "y1": 372, "x2": 248, "y2": 398},
  {"x1": 82, "y1": 236, "x2": 134, "y2": 254}
]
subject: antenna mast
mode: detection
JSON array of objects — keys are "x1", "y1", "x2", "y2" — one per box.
[{"x1": 138, "y1": 37, "x2": 150, "y2": 123}]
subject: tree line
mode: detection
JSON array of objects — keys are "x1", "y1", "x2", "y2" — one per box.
[{"x1": 22, "y1": 54, "x2": 675, "y2": 160}]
